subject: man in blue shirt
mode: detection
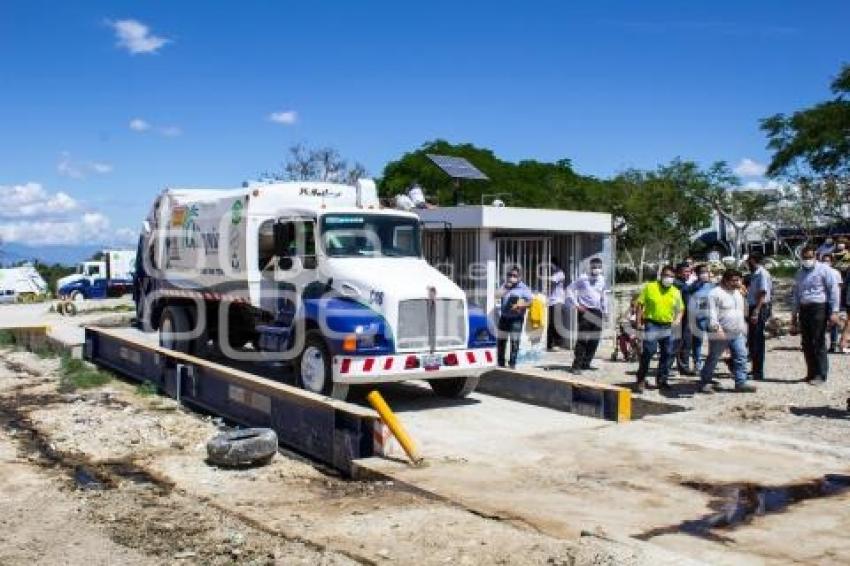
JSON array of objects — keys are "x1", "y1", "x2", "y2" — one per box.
[
  {"x1": 687, "y1": 264, "x2": 714, "y2": 373},
  {"x1": 496, "y1": 267, "x2": 533, "y2": 369},
  {"x1": 746, "y1": 251, "x2": 773, "y2": 380},
  {"x1": 670, "y1": 262, "x2": 695, "y2": 375},
  {"x1": 791, "y1": 245, "x2": 841, "y2": 384}
]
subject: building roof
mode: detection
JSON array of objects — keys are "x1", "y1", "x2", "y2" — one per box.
[{"x1": 415, "y1": 205, "x2": 612, "y2": 234}]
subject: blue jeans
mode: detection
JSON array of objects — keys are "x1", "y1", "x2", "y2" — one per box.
[
  {"x1": 637, "y1": 322, "x2": 672, "y2": 382},
  {"x1": 700, "y1": 334, "x2": 748, "y2": 386},
  {"x1": 668, "y1": 319, "x2": 692, "y2": 372},
  {"x1": 691, "y1": 318, "x2": 709, "y2": 371}
]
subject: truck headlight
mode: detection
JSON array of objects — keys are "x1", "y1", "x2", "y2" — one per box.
[{"x1": 354, "y1": 324, "x2": 377, "y2": 349}]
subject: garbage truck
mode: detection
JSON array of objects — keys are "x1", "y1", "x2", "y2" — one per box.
[
  {"x1": 57, "y1": 250, "x2": 136, "y2": 301},
  {"x1": 134, "y1": 179, "x2": 496, "y2": 399}
]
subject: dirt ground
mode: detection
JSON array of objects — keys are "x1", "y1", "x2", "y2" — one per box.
[
  {"x1": 0, "y1": 346, "x2": 682, "y2": 566},
  {"x1": 2, "y1": 292, "x2": 849, "y2": 565}
]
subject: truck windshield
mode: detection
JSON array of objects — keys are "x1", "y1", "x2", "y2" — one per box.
[{"x1": 320, "y1": 214, "x2": 421, "y2": 258}]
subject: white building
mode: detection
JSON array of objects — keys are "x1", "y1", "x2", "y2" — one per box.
[{"x1": 416, "y1": 205, "x2": 614, "y2": 350}]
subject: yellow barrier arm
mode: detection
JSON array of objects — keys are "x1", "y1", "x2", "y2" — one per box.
[{"x1": 367, "y1": 390, "x2": 423, "y2": 465}]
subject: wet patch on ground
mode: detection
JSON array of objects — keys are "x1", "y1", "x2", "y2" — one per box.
[{"x1": 635, "y1": 475, "x2": 850, "y2": 543}]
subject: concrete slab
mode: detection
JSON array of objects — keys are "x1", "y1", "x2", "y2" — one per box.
[{"x1": 354, "y1": 409, "x2": 850, "y2": 564}]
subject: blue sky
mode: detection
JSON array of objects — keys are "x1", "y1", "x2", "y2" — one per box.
[{"x1": 1, "y1": 0, "x2": 848, "y2": 247}]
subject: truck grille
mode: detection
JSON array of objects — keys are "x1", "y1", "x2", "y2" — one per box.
[{"x1": 397, "y1": 299, "x2": 466, "y2": 351}]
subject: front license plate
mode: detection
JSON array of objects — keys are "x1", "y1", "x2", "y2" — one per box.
[{"x1": 422, "y1": 354, "x2": 442, "y2": 370}]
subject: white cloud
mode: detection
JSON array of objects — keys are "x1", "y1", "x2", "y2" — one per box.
[
  {"x1": 0, "y1": 182, "x2": 79, "y2": 218},
  {"x1": 129, "y1": 118, "x2": 182, "y2": 136},
  {"x1": 56, "y1": 152, "x2": 113, "y2": 179},
  {"x1": 741, "y1": 179, "x2": 782, "y2": 192},
  {"x1": 0, "y1": 182, "x2": 131, "y2": 245},
  {"x1": 57, "y1": 152, "x2": 84, "y2": 179},
  {"x1": 109, "y1": 19, "x2": 170, "y2": 55},
  {"x1": 269, "y1": 110, "x2": 298, "y2": 125},
  {"x1": 90, "y1": 162, "x2": 113, "y2": 174},
  {"x1": 159, "y1": 125, "x2": 182, "y2": 137},
  {"x1": 733, "y1": 158, "x2": 767, "y2": 178},
  {"x1": 129, "y1": 118, "x2": 151, "y2": 131}
]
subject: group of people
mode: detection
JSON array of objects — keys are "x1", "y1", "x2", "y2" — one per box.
[
  {"x1": 494, "y1": 242, "x2": 848, "y2": 395},
  {"x1": 496, "y1": 257, "x2": 608, "y2": 372},
  {"x1": 630, "y1": 246, "x2": 845, "y2": 393}
]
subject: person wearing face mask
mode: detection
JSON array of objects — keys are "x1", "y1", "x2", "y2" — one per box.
[
  {"x1": 669, "y1": 262, "x2": 695, "y2": 375},
  {"x1": 546, "y1": 258, "x2": 567, "y2": 351},
  {"x1": 745, "y1": 251, "x2": 773, "y2": 380},
  {"x1": 565, "y1": 257, "x2": 608, "y2": 374},
  {"x1": 496, "y1": 267, "x2": 533, "y2": 369},
  {"x1": 697, "y1": 269, "x2": 755, "y2": 394},
  {"x1": 821, "y1": 253, "x2": 844, "y2": 353},
  {"x1": 634, "y1": 265, "x2": 684, "y2": 393},
  {"x1": 687, "y1": 264, "x2": 715, "y2": 374},
  {"x1": 684, "y1": 257, "x2": 698, "y2": 285},
  {"x1": 791, "y1": 246, "x2": 841, "y2": 384}
]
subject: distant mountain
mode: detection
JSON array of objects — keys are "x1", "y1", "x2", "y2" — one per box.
[{"x1": 0, "y1": 243, "x2": 105, "y2": 266}]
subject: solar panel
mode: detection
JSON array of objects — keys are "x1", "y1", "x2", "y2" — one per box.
[{"x1": 427, "y1": 154, "x2": 489, "y2": 181}]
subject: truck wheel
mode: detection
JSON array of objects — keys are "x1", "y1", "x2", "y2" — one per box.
[
  {"x1": 206, "y1": 428, "x2": 278, "y2": 467},
  {"x1": 71, "y1": 291, "x2": 84, "y2": 303},
  {"x1": 296, "y1": 331, "x2": 349, "y2": 400},
  {"x1": 428, "y1": 375, "x2": 479, "y2": 398},
  {"x1": 160, "y1": 306, "x2": 191, "y2": 354}
]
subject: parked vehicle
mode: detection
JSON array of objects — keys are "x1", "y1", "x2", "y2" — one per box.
[
  {"x1": 135, "y1": 179, "x2": 496, "y2": 399},
  {"x1": 57, "y1": 250, "x2": 136, "y2": 301}
]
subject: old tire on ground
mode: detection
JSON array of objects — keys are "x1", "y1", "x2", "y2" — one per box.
[
  {"x1": 63, "y1": 301, "x2": 78, "y2": 317},
  {"x1": 206, "y1": 428, "x2": 278, "y2": 467},
  {"x1": 428, "y1": 375, "x2": 479, "y2": 398},
  {"x1": 159, "y1": 305, "x2": 191, "y2": 353},
  {"x1": 296, "y1": 330, "x2": 349, "y2": 400}
]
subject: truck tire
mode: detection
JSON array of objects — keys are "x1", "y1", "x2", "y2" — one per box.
[
  {"x1": 428, "y1": 375, "x2": 479, "y2": 398},
  {"x1": 71, "y1": 291, "x2": 84, "y2": 303},
  {"x1": 296, "y1": 331, "x2": 349, "y2": 400},
  {"x1": 159, "y1": 306, "x2": 191, "y2": 354},
  {"x1": 206, "y1": 428, "x2": 277, "y2": 467}
]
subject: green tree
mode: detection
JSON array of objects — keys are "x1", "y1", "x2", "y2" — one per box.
[
  {"x1": 612, "y1": 159, "x2": 713, "y2": 280},
  {"x1": 379, "y1": 140, "x2": 610, "y2": 209},
  {"x1": 761, "y1": 63, "x2": 850, "y2": 223}
]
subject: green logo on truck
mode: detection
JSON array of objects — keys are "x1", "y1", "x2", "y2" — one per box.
[{"x1": 231, "y1": 200, "x2": 243, "y2": 225}]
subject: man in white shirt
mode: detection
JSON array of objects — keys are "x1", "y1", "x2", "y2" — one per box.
[
  {"x1": 566, "y1": 258, "x2": 608, "y2": 373},
  {"x1": 698, "y1": 269, "x2": 756, "y2": 394},
  {"x1": 547, "y1": 258, "x2": 566, "y2": 351}
]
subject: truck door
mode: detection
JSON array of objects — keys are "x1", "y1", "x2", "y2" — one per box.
[{"x1": 259, "y1": 217, "x2": 318, "y2": 328}]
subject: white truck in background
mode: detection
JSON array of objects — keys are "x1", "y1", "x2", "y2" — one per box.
[
  {"x1": 57, "y1": 250, "x2": 136, "y2": 301},
  {"x1": 134, "y1": 179, "x2": 496, "y2": 400}
]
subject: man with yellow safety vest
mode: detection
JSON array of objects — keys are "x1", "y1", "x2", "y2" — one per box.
[{"x1": 634, "y1": 265, "x2": 684, "y2": 393}]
